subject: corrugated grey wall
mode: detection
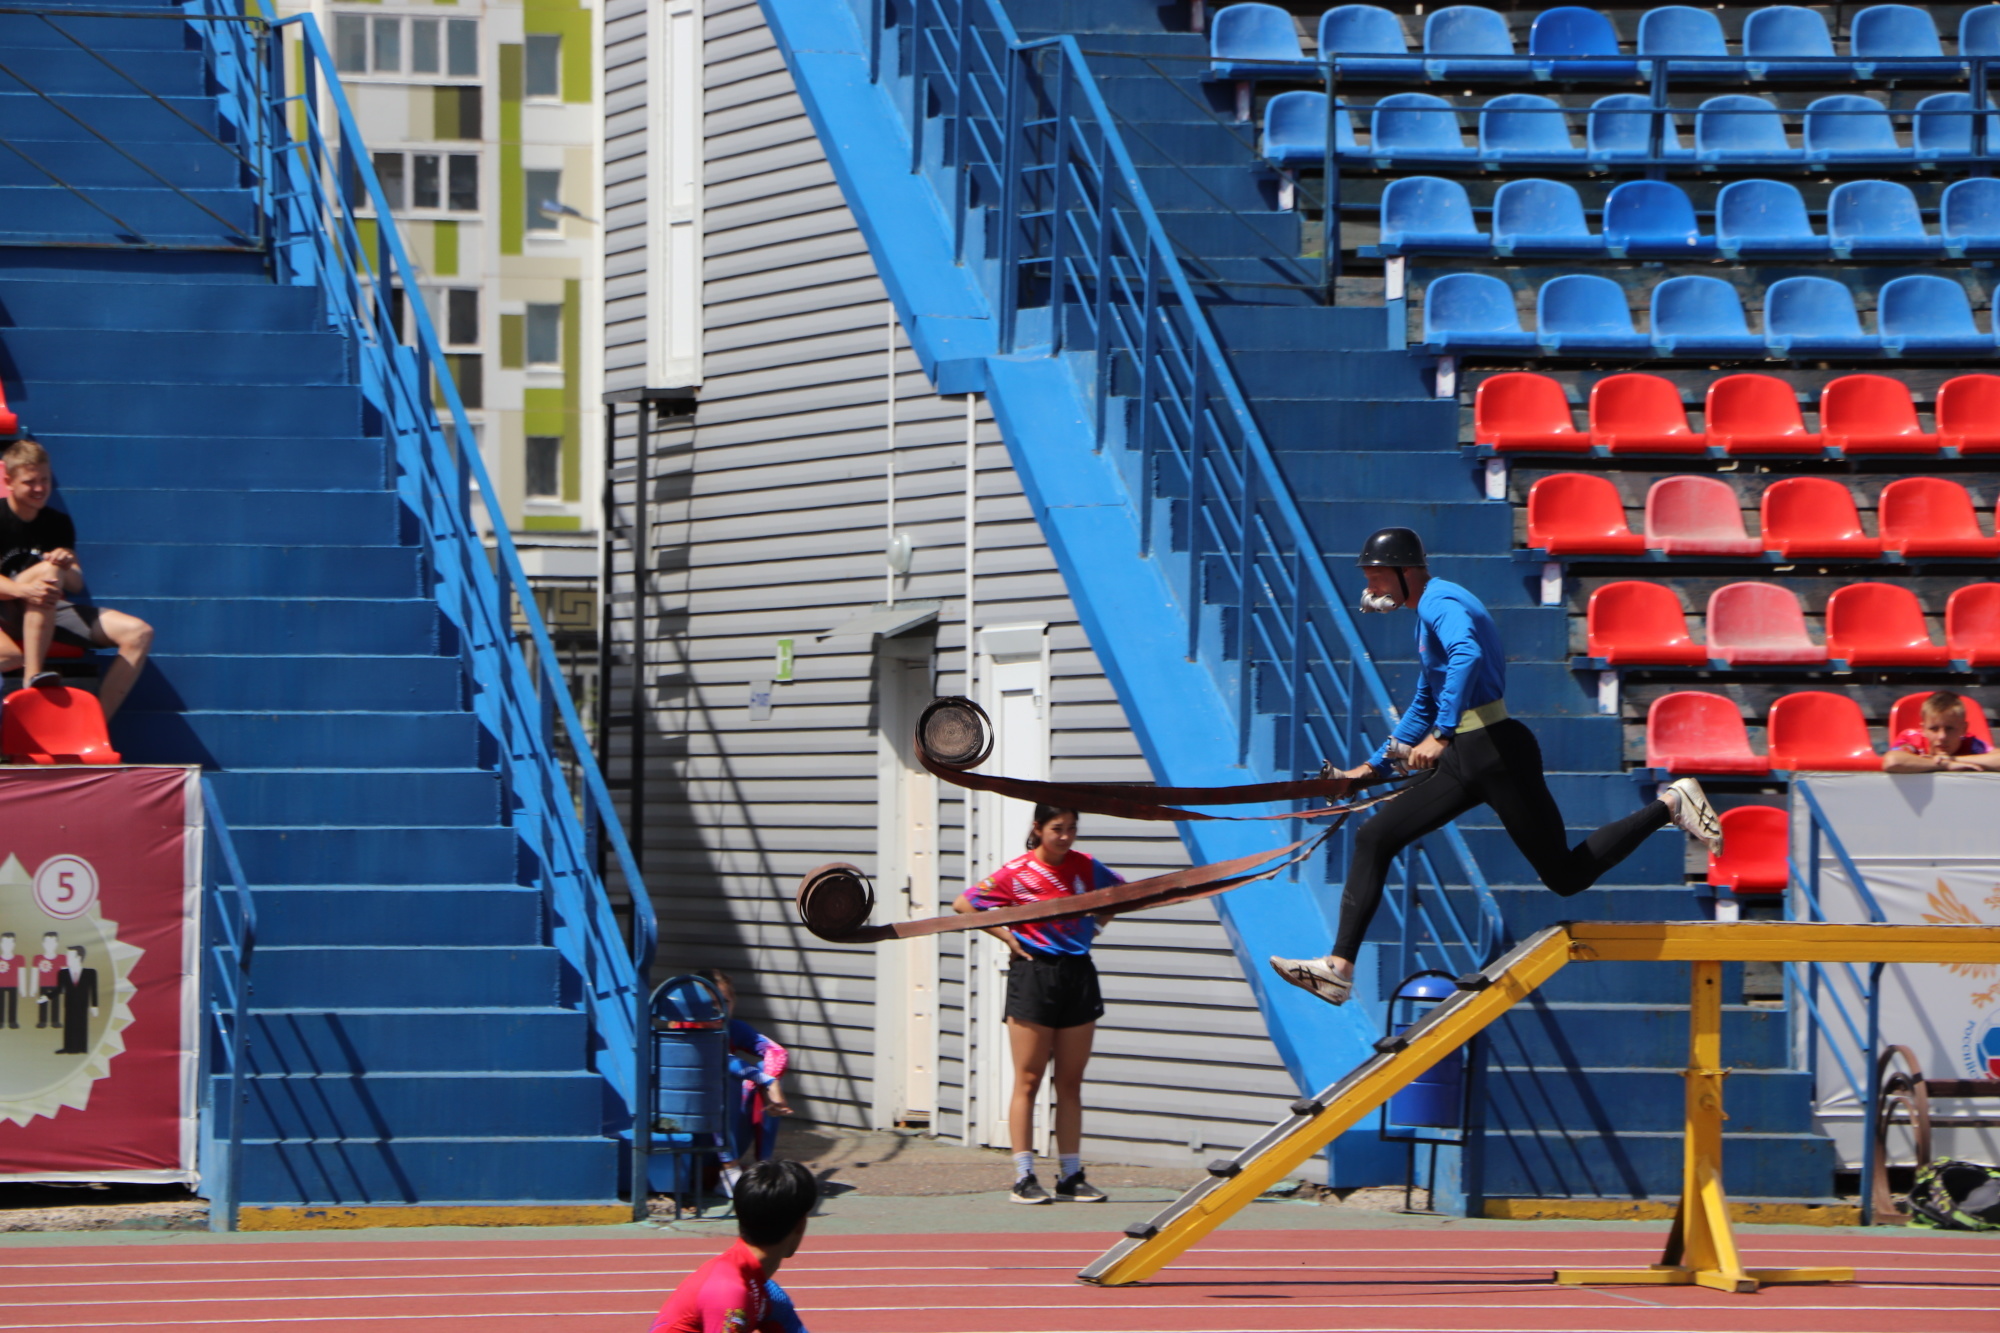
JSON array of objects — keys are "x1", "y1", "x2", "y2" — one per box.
[{"x1": 595, "y1": 0, "x2": 1299, "y2": 1169}]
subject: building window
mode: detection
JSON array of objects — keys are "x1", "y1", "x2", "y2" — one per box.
[
  {"x1": 413, "y1": 154, "x2": 440, "y2": 208},
  {"x1": 525, "y1": 34, "x2": 561, "y2": 98},
  {"x1": 373, "y1": 152, "x2": 405, "y2": 210},
  {"x1": 332, "y1": 14, "x2": 475, "y2": 77},
  {"x1": 445, "y1": 353, "x2": 482, "y2": 409},
  {"x1": 370, "y1": 152, "x2": 478, "y2": 213},
  {"x1": 447, "y1": 18, "x2": 479, "y2": 77},
  {"x1": 525, "y1": 303, "x2": 561, "y2": 366},
  {"x1": 411, "y1": 17, "x2": 440, "y2": 74},
  {"x1": 334, "y1": 14, "x2": 367, "y2": 72},
  {"x1": 448, "y1": 155, "x2": 479, "y2": 211},
  {"x1": 524, "y1": 169, "x2": 562, "y2": 231},
  {"x1": 372, "y1": 16, "x2": 401, "y2": 74},
  {"x1": 525, "y1": 436, "x2": 562, "y2": 498},
  {"x1": 445, "y1": 289, "x2": 479, "y2": 347}
]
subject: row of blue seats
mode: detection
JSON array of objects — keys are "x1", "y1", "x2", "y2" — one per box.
[
  {"x1": 1423, "y1": 272, "x2": 2000, "y2": 358},
  {"x1": 1262, "y1": 89, "x2": 2000, "y2": 167},
  {"x1": 1370, "y1": 176, "x2": 2000, "y2": 260},
  {"x1": 1215, "y1": 3, "x2": 2000, "y2": 83}
]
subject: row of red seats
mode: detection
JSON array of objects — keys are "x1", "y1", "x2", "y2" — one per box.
[
  {"x1": 1648, "y1": 689, "x2": 1993, "y2": 775},
  {"x1": 1476, "y1": 371, "x2": 2000, "y2": 455},
  {"x1": 1530, "y1": 473, "x2": 2000, "y2": 560},
  {"x1": 1588, "y1": 580, "x2": 2000, "y2": 668}
]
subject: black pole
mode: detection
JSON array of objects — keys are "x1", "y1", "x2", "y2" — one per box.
[
  {"x1": 596, "y1": 403, "x2": 616, "y2": 879},
  {"x1": 630, "y1": 404, "x2": 651, "y2": 883}
]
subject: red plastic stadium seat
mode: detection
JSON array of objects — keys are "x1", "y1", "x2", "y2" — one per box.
[
  {"x1": 1587, "y1": 581, "x2": 1710, "y2": 665},
  {"x1": 1946, "y1": 584, "x2": 2000, "y2": 668},
  {"x1": 1645, "y1": 692, "x2": 1770, "y2": 775},
  {"x1": 1767, "y1": 691, "x2": 1881, "y2": 772},
  {"x1": 1878, "y1": 478, "x2": 2000, "y2": 558},
  {"x1": 0, "y1": 686, "x2": 119, "y2": 765},
  {"x1": 1588, "y1": 374, "x2": 1707, "y2": 455},
  {"x1": 1759, "y1": 477, "x2": 1881, "y2": 560},
  {"x1": 1825, "y1": 582, "x2": 1950, "y2": 667},
  {"x1": 1936, "y1": 375, "x2": 2000, "y2": 455},
  {"x1": 1818, "y1": 375, "x2": 1941, "y2": 456},
  {"x1": 1644, "y1": 476, "x2": 1763, "y2": 556},
  {"x1": 1708, "y1": 805, "x2": 1789, "y2": 894},
  {"x1": 1526, "y1": 473, "x2": 1646, "y2": 555},
  {"x1": 1703, "y1": 374, "x2": 1822, "y2": 457},
  {"x1": 0, "y1": 380, "x2": 17, "y2": 438},
  {"x1": 1474, "y1": 373, "x2": 1589, "y2": 453},
  {"x1": 1888, "y1": 690, "x2": 1995, "y2": 746},
  {"x1": 1705, "y1": 582, "x2": 1827, "y2": 665}
]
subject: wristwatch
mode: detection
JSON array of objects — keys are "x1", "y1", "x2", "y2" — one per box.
[{"x1": 1430, "y1": 726, "x2": 1454, "y2": 743}]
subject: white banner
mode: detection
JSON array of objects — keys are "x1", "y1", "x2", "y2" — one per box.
[{"x1": 1791, "y1": 772, "x2": 2000, "y2": 1167}]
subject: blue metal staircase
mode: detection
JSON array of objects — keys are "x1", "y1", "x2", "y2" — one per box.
[
  {"x1": 0, "y1": 0, "x2": 650, "y2": 1222},
  {"x1": 766, "y1": 0, "x2": 1839, "y2": 1206}
]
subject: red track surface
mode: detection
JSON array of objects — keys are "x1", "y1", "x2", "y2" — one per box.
[{"x1": 1, "y1": 1228, "x2": 1995, "y2": 1332}]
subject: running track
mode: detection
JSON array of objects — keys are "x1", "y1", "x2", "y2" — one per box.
[{"x1": 1, "y1": 1228, "x2": 1995, "y2": 1332}]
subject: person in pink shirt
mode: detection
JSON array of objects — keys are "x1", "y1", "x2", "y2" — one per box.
[
  {"x1": 30, "y1": 932, "x2": 62, "y2": 1030},
  {"x1": 1884, "y1": 691, "x2": 2000, "y2": 774},
  {"x1": 651, "y1": 1159, "x2": 817, "y2": 1333}
]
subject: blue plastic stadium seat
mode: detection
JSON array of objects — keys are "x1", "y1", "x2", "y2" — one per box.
[
  {"x1": 1696, "y1": 95, "x2": 1797, "y2": 162},
  {"x1": 1962, "y1": 6, "x2": 2000, "y2": 62},
  {"x1": 1637, "y1": 6, "x2": 1741, "y2": 79},
  {"x1": 1850, "y1": 5, "x2": 1958, "y2": 79},
  {"x1": 1913, "y1": 92, "x2": 2000, "y2": 161},
  {"x1": 1493, "y1": 178, "x2": 1605, "y2": 255},
  {"x1": 1424, "y1": 6, "x2": 1521, "y2": 80},
  {"x1": 1651, "y1": 275, "x2": 1767, "y2": 357},
  {"x1": 1480, "y1": 93, "x2": 1587, "y2": 162},
  {"x1": 1877, "y1": 274, "x2": 1991, "y2": 356},
  {"x1": 1715, "y1": 178, "x2": 1830, "y2": 257},
  {"x1": 1943, "y1": 176, "x2": 2000, "y2": 256},
  {"x1": 1423, "y1": 272, "x2": 1538, "y2": 351},
  {"x1": 1371, "y1": 92, "x2": 1476, "y2": 161},
  {"x1": 1377, "y1": 176, "x2": 1491, "y2": 254},
  {"x1": 1529, "y1": 7, "x2": 1637, "y2": 81},
  {"x1": 1826, "y1": 180, "x2": 1945, "y2": 258},
  {"x1": 1588, "y1": 93, "x2": 1695, "y2": 160},
  {"x1": 1537, "y1": 274, "x2": 1651, "y2": 355},
  {"x1": 1763, "y1": 276, "x2": 1882, "y2": 358},
  {"x1": 1604, "y1": 180, "x2": 1715, "y2": 257},
  {"x1": 1318, "y1": 6, "x2": 1423, "y2": 80},
  {"x1": 1262, "y1": 91, "x2": 1357, "y2": 165},
  {"x1": 1805, "y1": 95, "x2": 1914, "y2": 162},
  {"x1": 1742, "y1": 5, "x2": 1847, "y2": 79},
  {"x1": 1210, "y1": 3, "x2": 1311, "y2": 78}
]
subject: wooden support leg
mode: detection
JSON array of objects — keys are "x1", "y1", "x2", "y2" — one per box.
[{"x1": 1557, "y1": 962, "x2": 1853, "y2": 1295}]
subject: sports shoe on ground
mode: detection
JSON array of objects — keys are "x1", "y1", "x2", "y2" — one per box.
[
  {"x1": 1268, "y1": 954, "x2": 1353, "y2": 1007},
  {"x1": 718, "y1": 1163, "x2": 742, "y2": 1198},
  {"x1": 25, "y1": 672, "x2": 58, "y2": 690},
  {"x1": 1055, "y1": 1171, "x2": 1106, "y2": 1202},
  {"x1": 1009, "y1": 1173, "x2": 1051, "y2": 1205},
  {"x1": 1665, "y1": 777, "x2": 1723, "y2": 857}
]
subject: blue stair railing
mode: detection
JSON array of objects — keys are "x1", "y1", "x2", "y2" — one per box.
[
  {"x1": 198, "y1": 776, "x2": 255, "y2": 1233},
  {"x1": 884, "y1": 0, "x2": 1503, "y2": 974},
  {"x1": 1786, "y1": 779, "x2": 1887, "y2": 1223},
  {"x1": 187, "y1": 3, "x2": 658, "y2": 1204}
]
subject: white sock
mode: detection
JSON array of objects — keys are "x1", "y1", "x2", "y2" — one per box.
[
  {"x1": 1013, "y1": 1151, "x2": 1034, "y2": 1181},
  {"x1": 1059, "y1": 1153, "x2": 1081, "y2": 1180}
]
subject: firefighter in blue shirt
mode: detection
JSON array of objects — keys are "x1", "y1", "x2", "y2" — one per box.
[{"x1": 1271, "y1": 528, "x2": 1723, "y2": 1008}]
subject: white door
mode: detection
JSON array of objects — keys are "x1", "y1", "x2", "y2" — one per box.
[
  {"x1": 871, "y1": 633, "x2": 939, "y2": 1130},
  {"x1": 969, "y1": 624, "x2": 1051, "y2": 1150}
]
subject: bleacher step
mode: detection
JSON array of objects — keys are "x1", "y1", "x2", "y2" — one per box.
[
  {"x1": 231, "y1": 1137, "x2": 621, "y2": 1206},
  {"x1": 60, "y1": 489, "x2": 399, "y2": 545},
  {"x1": 248, "y1": 885, "x2": 541, "y2": 948},
  {"x1": 247, "y1": 947, "x2": 563, "y2": 1009},
  {"x1": 218, "y1": 1072, "x2": 608, "y2": 1141},
  {"x1": 205, "y1": 769, "x2": 502, "y2": 828},
  {"x1": 129, "y1": 654, "x2": 460, "y2": 713},
  {"x1": 116, "y1": 710, "x2": 478, "y2": 769},
  {"x1": 244, "y1": 1007, "x2": 594, "y2": 1076}
]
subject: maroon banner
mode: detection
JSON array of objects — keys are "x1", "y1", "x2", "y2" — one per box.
[{"x1": 0, "y1": 767, "x2": 198, "y2": 1181}]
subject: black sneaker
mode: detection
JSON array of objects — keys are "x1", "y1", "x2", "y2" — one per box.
[
  {"x1": 1055, "y1": 1171, "x2": 1106, "y2": 1202},
  {"x1": 1009, "y1": 1172, "x2": 1051, "y2": 1205}
]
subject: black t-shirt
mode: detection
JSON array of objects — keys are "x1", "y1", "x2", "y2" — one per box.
[{"x1": 0, "y1": 504, "x2": 76, "y2": 578}]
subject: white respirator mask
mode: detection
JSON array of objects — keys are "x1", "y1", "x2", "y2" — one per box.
[{"x1": 1359, "y1": 590, "x2": 1401, "y2": 614}]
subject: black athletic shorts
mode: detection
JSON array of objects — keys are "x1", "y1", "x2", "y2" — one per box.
[
  {"x1": 1005, "y1": 952, "x2": 1104, "y2": 1029},
  {"x1": 0, "y1": 599, "x2": 101, "y2": 650}
]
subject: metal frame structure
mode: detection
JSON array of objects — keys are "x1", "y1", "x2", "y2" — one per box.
[{"x1": 198, "y1": 776, "x2": 256, "y2": 1233}]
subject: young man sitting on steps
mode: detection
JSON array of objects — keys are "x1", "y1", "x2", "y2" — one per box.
[{"x1": 0, "y1": 438, "x2": 153, "y2": 718}]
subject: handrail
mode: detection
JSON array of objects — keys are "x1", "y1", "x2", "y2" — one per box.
[
  {"x1": 199, "y1": 775, "x2": 256, "y2": 1233},
  {"x1": 893, "y1": 1, "x2": 1504, "y2": 965}
]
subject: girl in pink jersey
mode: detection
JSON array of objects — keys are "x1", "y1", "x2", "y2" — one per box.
[{"x1": 951, "y1": 803, "x2": 1118, "y2": 1204}]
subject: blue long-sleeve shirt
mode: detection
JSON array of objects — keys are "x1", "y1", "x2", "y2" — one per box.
[{"x1": 1367, "y1": 577, "x2": 1507, "y2": 769}]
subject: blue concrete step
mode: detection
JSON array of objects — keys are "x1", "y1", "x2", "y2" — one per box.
[
  {"x1": 248, "y1": 947, "x2": 562, "y2": 1009},
  {"x1": 39, "y1": 440, "x2": 388, "y2": 491},
  {"x1": 1222, "y1": 350, "x2": 1435, "y2": 401},
  {"x1": 0, "y1": 248, "x2": 269, "y2": 284},
  {"x1": 1485, "y1": 1001, "x2": 1791, "y2": 1070},
  {"x1": 18, "y1": 382, "x2": 361, "y2": 435},
  {"x1": 93, "y1": 597, "x2": 434, "y2": 652},
  {"x1": 1479, "y1": 1128, "x2": 1840, "y2": 1201},
  {"x1": 1002, "y1": 0, "x2": 1182, "y2": 32},
  {"x1": 1254, "y1": 399, "x2": 1459, "y2": 450},
  {"x1": 0, "y1": 93, "x2": 220, "y2": 140},
  {"x1": 1208, "y1": 304, "x2": 1393, "y2": 352},
  {"x1": 1132, "y1": 163, "x2": 1278, "y2": 213},
  {"x1": 0, "y1": 186, "x2": 257, "y2": 248},
  {"x1": 0, "y1": 278, "x2": 322, "y2": 331},
  {"x1": 128, "y1": 654, "x2": 458, "y2": 712},
  {"x1": 0, "y1": 139, "x2": 245, "y2": 190},
  {"x1": 249, "y1": 885, "x2": 541, "y2": 948},
  {"x1": 59, "y1": 492, "x2": 398, "y2": 545},
  {"x1": 115, "y1": 710, "x2": 477, "y2": 769},
  {"x1": 229, "y1": 828, "x2": 520, "y2": 886},
  {"x1": 222, "y1": 1071, "x2": 606, "y2": 1141},
  {"x1": 86, "y1": 542, "x2": 416, "y2": 599},
  {"x1": 206, "y1": 769, "x2": 502, "y2": 829},
  {"x1": 1145, "y1": 209, "x2": 1302, "y2": 258},
  {"x1": 0, "y1": 14, "x2": 195, "y2": 48},
  {"x1": 244, "y1": 1008, "x2": 593, "y2": 1077},
  {"x1": 2, "y1": 328, "x2": 349, "y2": 384},
  {"x1": 1483, "y1": 1066, "x2": 1816, "y2": 1134},
  {"x1": 0, "y1": 48, "x2": 203, "y2": 96},
  {"x1": 232, "y1": 1136, "x2": 619, "y2": 1206}
]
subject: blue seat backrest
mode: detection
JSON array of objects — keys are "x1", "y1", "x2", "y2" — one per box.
[
  {"x1": 1482, "y1": 93, "x2": 1578, "y2": 150},
  {"x1": 1653, "y1": 275, "x2": 1754, "y2": 334},
  {"x1": 1425, "y1": 6, "x2": 1515, "y2": 55},
  {"x1": 1589, "y1": 93, "x2": 1687, "y2": 155},
  {"x1": 1638, "y1": 6, "x2": 1728, "y2": 56},
  {"x1": 1806, "y1": 95, "x2": 1904, "y2": 154},
  {"x1": 1374, "y1": 92, "x2": 1469, "y2": 151},
  {"x1": 1529, "y1": 5, "x2": 1634, "y2": 76},
  {"x1": 1212, "y1": 3, "x2": 1306, "y2": 60},
  {"x1": 1878, "y1": 274, "x2": 1979, "y2": 334},
  {"x1": 1264, "y1": 90, "x2": 1337, "y2": 154},
  {"x1": 1382, "y1": 176, "x2": 1480, "y2": 238},
  {"x1": 1494, "y1": 178, "x2": 1590, "y2": 237},
  {"x1": 1914, "y1": 92, "x2": 2000, "y2": 155},
  {"x1": 1425, "y1": 272, "x2": 1524, "y2": 335},
  {"x1": 1765, "y1": 276, "x2": 1867, "y2": 336},
  {"x1": 1962, "y1": 5, "x2": 2000, "y2": 56},
  {"x1": 1716, "y1": 178, "x2": 1817, "y2": 241},
  {"x1": 1319, "y1": 5, "x2": 1409, "y2": 56},
  {"x1": 1743, "y1": 5, "x2": 1836, "y2": 58},
  {"x1": 1943, "y1": 176, "x2": 2000, "y2": 238},
  {"x1": 1698, "y1": 95, "x2": 1792, "y2": 153},
  {"x1": 1851, "y1": 4, "x2": 1944, "y2": 56},
  {"x1": 1606, "y1": 180, "x2": 1701, "y2": 243},
  {"x1": 1539, "y1": 273, "x2": 1637, "y2": 334},
  {"x1": 1828, "y1": 179, "x2": 1929, "y2": 240}
]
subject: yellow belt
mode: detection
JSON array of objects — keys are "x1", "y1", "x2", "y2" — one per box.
[{"x1": 1455, "y1": 699, "x2": 1509, "y2": 733}]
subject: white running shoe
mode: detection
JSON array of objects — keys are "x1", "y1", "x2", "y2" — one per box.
[
  {"x1": 1268, "y1": 955, "x2": 1353, "y2": 1007},
  {"x1": 1665, "y1": 777, "x2": 1723, "y2": 857}
]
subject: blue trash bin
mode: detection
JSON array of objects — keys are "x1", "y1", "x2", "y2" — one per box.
[
  {"x1": 1384, "y1": 971, "x2": 1466, "y2": 1133},
  {"x1": 646, "y1": 974, "x2": 731, "y2": 1198}
]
